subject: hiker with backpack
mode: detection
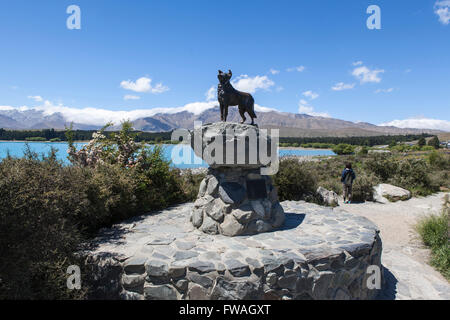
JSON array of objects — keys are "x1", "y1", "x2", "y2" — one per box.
[{"x1": 341, "y1": 162, "x2": 356, "y2": 204}]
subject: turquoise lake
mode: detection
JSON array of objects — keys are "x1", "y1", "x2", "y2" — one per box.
[{"x1": 0, "y1": 142, "x2": 335, "y2": 169}]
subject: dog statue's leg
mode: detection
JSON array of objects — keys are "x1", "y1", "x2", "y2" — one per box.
[
  {"x1": 224, "y1": 105, "x2": 229, "y2": 122},
  {"x1": 238, "y1": 107, "x2": 246, "y2": 124},
  {"x1": 220, "y1": 103, "x2": 224, "y2": 121}
]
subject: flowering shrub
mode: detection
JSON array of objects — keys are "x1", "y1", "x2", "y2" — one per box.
[{"x1": 66, "y1": 121, "x2": 142, "y2": 168}]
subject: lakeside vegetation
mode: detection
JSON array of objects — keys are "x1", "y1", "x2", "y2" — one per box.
[
  {"x1": 0, "y1": 127, "x2": 175, "y2": 144},
  {"x1": 279, "y1": 133, "x2": 433, "y2": 148}
]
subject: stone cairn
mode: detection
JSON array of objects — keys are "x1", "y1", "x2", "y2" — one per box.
[{"x1": 190, "y1": 122, "x2": 285, "y2": 236}]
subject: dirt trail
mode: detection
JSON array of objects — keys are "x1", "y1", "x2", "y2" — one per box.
[{"x1": 335, "y1": 192, "x2": 450, "y2": 300}]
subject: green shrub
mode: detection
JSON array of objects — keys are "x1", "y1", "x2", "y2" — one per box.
[
  {"x1": 357, "y1": 146, "x2": 369, "y2": 156},
  {"x1": 301, "y1": 143, "x2": 334, "y2": 149},
  {"x1": 428, "y1": 136, "x2": 440, "y2": 149},
  {"x1": 389, "y1": 159, "x2": 439, "y2": 196},
  {"x1": 25, "y1": 137, "x2": 46, "y2": 141},
  {"x1": 418, "y1": 137, "x2": 426, "y2": 147},
  {"x1": 178, "y1": 170, "x2": 206, "y2": 201},
  {"x1": 351, "y1": 172, "x2": 379, "y2": 202},
  {"x1": 416, "y1": 197, "x2": 449, "y2": 280},
  {"x1": 0, "y1": 154, "x2": 89, "y2": 299},
  {"x1": 50, "y1": 137, "x2": 61, "y2": 142},
  {"x1": 364, "y1": 154, "x2": 398, "y2": 181},
  {"x1": 332, "y1": 144, "x2": 355, "y2": 155},
  {"x1": 0, "y1": 145, "x2": 201, "y2": 299},
  {"x1": 274, "y1": 159, "x2": 318, "y2": 201},
  {"x1": 427, "y1": 151, "x2": 449, "y2": 169},
  {"x1": 421, "y1": 146, "x2": 435, "y2": 152},
  {"x1": 390, "y1": 144, "x2": 411, "y2": 152}
]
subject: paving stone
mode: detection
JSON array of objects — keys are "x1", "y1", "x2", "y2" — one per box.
[
  {"x1": 188, "y1": 261, "x2": 216, "y2": 274},
  {"x1": 145, "y1": 260, "x2": 168, "y2": 277},
  {"x1": 124, "y1": 256, "x2": 147, "y2": 275},
  {"x1": 173, "y1": 251, "x2": 199, "y2": 261},
  {"x1": 224, "y1": 259, "x2": 251, "y2": 277},
  {"x1": 144, "y1": 283, "x2": 177, "y2": 300}
]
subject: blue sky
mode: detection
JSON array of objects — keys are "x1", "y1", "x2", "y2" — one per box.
[{"x1": 0, "y1": 0, "x2": 449, "y2": 130}]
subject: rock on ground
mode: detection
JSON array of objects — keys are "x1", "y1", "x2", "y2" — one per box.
[
  {"x1": 316, "y1": 186, "x2": 339, "y2": 207},
  {"x1": 373, "y1": 184, "x2": 412, "y2": 203}
]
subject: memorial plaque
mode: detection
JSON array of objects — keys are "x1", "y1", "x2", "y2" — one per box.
[{"x1": 246, "y1": 179, "x2": 267, "y2": 200}]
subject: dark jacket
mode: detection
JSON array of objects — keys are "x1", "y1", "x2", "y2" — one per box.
[{"x1": 341, "y1": 168, "x2": 356, "y2": 184}]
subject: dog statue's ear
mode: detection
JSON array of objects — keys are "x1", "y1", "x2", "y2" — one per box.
[
  {"x1": 218, "y1": 70, "x2": 223, "y2": 74},
  {"x1": 228, "y1": 70, "x2": 232, "y2": 77}
]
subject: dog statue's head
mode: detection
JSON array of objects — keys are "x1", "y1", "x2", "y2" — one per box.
[{"x1": 218, "y1": 70, "x2": 232, "y2": 84}]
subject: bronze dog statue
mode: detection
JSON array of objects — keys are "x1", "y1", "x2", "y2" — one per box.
[{"x1": 217, "y1": 70, "x2": 257, "y2": 125}]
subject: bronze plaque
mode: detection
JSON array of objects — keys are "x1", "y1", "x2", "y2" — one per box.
[{"x1": 246, "y1": 179, "x2": 267, "y2": 200}]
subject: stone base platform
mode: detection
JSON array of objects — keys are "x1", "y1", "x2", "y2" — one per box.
[{"x1": 85, "y1": 201, "x2": 383, "y2": 300}]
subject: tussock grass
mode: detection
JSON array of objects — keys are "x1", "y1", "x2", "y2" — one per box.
[{"x1": 416, "y1": 195, "x2": 450, "y2": 280}]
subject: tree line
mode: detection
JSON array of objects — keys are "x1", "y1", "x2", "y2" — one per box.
[
  {"x1": 0, "y1": 128, "x2": 173, "y2": 143},
  {"x1": 279, "y1": 133, "x2": 433, "y2": 147},
  {"x1": 0, "y1": 128, "x2": 433, "y2": 147}
]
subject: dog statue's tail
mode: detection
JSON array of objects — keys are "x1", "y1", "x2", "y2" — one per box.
[{"x1": 249, "y1": 97, "x2": 257, "y2": 119}]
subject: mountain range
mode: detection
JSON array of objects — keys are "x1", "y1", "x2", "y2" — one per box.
[{"x1": 0, "y1": 107, "x2": 443, "y2": 137}]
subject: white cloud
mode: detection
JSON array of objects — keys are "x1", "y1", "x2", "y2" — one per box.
[
  {"x1": 434, "y1": 1, "x2": 450, "y2": 25},
  {"x1": 380, "y1": 117, "x2": 450, "y2": 131},
  {"x1": 302, "y1": 90, "x2": 319, "y2": 100},
  {"x1": 0, "y1": 105, "x2": 15, "y2": 111},
  {"x1": 1, "y1": 93, "x2": 281, "y2": 127},
  {"x1": 120, "y1": 76, "x2": 169, "y2": 94},
  {"x1": 352, "y1": 65, "x2": 384, "y2": 84},
  {"x1": 286, "y1": 66, "x2": 305, "y2": 72},
  {"x1": 352, "y1": 61, "x2": 363, "y2": 66},
  {"x1": 28, "y1": 95, "x2": 43, "y2": 102},
  {"x1": 374, "y1": 88, "x2": 394, "y2": 94},
  {"x1": 231, "y1": 75, "x2": 274, "y2": 94},
  {"x1": 331, "y1": 82, "x2": 356, "y2": 91},
  {"x1": 254, "y1": 104, "x2": 278, "y2": 113},
  {"x1": 0, "y1": 105, "x2": 30, "y2": 112},
  {"x1": 205, "y1": 86, "x2": 216, "y2": 101},
  {"x1": 25, "y1": 100, "x2": 218, "y2": 125},
  {"x1": 123, "y1": 95, "x2": 140, "y2": 100},
  {"x1": 298, "y1": 99, "x2": 330, "y2": 118},
  {"x1": 269, "y1": 68, "x2": 280, "y2": 75}
]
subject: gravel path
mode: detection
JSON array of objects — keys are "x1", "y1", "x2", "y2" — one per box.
[{"x1": 335, "y1": 192, "x2": 450, "y2": 300}]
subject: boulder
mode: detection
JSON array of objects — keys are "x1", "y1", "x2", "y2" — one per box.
[
  {"x1": 316, "y1": 187, "x2": 339, "y2": 207},
  {"x1": 373, "y1": 184, "x2": 411, "y2": 203},
  {"x1": 219, "y1": 214, "x2": 245, "y2": 236}
]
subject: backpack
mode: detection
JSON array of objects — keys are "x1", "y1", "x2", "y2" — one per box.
[{"x1": 343, "y1": 169, "x2": 353, "y2": 186}]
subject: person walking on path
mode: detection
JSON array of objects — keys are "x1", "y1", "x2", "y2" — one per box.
[{"x1": 341, "y1": 162, "x2": 356, "y2": 204}]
